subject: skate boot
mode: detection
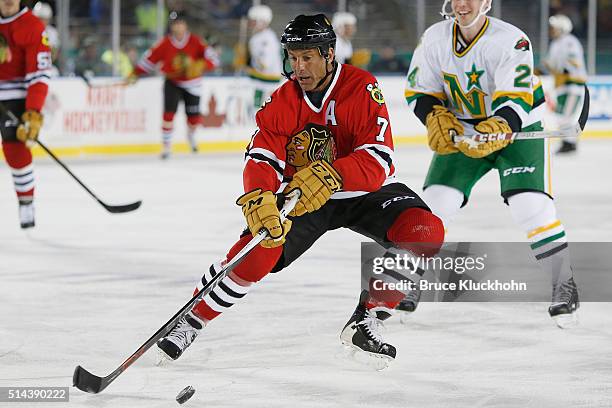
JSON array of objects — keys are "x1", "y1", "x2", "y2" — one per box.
[
  {"x1": 396, "y1": 286, "x2": 421, "y2": 324},
  {"x1": 556, "y1": 141, "x2": 577, "y2": 154},
  {"x1": 340, "y1": 291, "x2": 396, "y2": 370},
  {"x1": 157, "y1": 313, "x2": 203, "y2": 361},
  {"x1": 187, "y1": 133, "x2": 198, "y2": 153},
  {"x1": 548, "y1": 277, "x2": 579, "y2": 329},
  {"x1": 160, "y1": 142, "x2": 171, "y2": 160},
  {"x1": 18, "y1": 201, "x2": 35, "y2": 229}
]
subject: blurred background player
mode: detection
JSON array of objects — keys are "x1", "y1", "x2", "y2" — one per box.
[
  {"x1": 130, "y1": 10, "x2": 218, "y2": 159},
  {"x1": 246, "y1": 4, "x2": 282, "y2": 115},
  {"x1": 539, "y1": 14, "x2": 587, "y2": 154},
  {"x1": 331, "y1": 11, "x2": 356, "y2": 64},
  {"x1": 0, "y1": 0, "x2": 51, "y2": 229},
  {"x1": 32, "y1": 1, "x2": 59, "y2": 76},
  {"x1": 404, "y1": 0, "x2": 579, "y2": 328},
  {"x1": 155, "y1": 14, "x2": 443, "y2": 369}
]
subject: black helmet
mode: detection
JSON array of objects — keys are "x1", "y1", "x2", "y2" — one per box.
[
  {"x1": 168, "y1": 10, "x2": 187, "y2": 24},
  {"x1": 281, "y1": 14, "x2": 336, "y2": 55}
]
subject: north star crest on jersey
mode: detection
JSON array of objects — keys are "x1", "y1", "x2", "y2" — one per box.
[
  {"x1": 366, "y1": 82, "x2": 385, "y2": 105},
  {"x1": 465, "y1": 63, "x2": 484, "y2": 90},
  {"x1": 285, "y1": 123, "x2": 337, "y2": 171}
]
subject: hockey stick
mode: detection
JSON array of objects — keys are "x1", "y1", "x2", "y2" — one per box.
[
  {"x1": 79, "y1": 73, "x2": 128, "y2": 88},
  {"x1": 73, "y1": 190, "x2": 301, "y2": 394},
  {"x1": 0, "y1": 102, "x2": 142, "y2": 213},
  {"x1": 452, "y1": 84, "x2": 590, "y2": 143}
]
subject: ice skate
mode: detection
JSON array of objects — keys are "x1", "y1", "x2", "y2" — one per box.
[
  {"x1": 556, "y1": 141, "x2": 577, "y2": 155},
  {"x1": 19, "y1": 201, "x2": 35, "y2": 229},
  {"x1": 549, "y1": 277, "x2": 579, "y2": 329},
  {"x1": 187, "y1": 133, "x2": 198, "y2": 153},
  {"x1": 340, "y1": 291, "x2": 396, "y2": 370},
  {"x1": 396, "y1": 287, "x2": 421, "y2": 324},
  {"x1": 156, "y1": 313, "x2": 203, "y2": 362},
  {"x1": 160, "y1": 142, "x2": 171, "y2": 160}
]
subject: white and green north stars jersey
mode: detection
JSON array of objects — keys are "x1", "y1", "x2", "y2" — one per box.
[
  {"x1": 248, "y1": 28, "x2": 282, "y2": 82},
  {"x1": 544, "y1": 33, "x2": 587, "y2": 88},
  {"x1": 405, "y1": 17, "x2": 545, "y2": 131}
]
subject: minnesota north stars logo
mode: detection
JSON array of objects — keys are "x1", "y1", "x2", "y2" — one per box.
[
  {"x1": 366, "y1": 83, "x2": 385, "y2": 105},
  {"x1": 443, "y1": 63, "x2": 488, "y2": 118},
  {"x1": 465, "y1": 63, "x2": 484, "y2": 90},
  {"x1": 514, "y1": 37, "x2": 530, "y2": 51}
]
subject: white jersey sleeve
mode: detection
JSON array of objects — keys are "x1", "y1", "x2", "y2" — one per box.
[
  {"x1": 488, "y1": 30, "x2": 536, "y2": 126},
  {"x1": 405, "y1": 27, "x2": 447, "y2": 110}
]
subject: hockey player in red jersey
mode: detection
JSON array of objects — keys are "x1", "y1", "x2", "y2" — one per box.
[
  {"x1": 130, "y1": 11, "x2": 218, "y2": 159},
  {"x1": 0, "y1": 0, "x2": 51, "y2": 228},
  {"x1": 156, "y1": 14, "x2": 444, "y2": 368}
]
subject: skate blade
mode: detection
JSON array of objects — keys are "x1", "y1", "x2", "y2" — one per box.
[
  {"x1": 155, "y1": 347, "x2": 174, "y2": 366},
  {"x1": 398, "y1": 310, "x2": 414, "y2": 325},
  {"x1": 341, "y1": 342, "x2": 393, "y2": 371},
  {"x1": 552, "y1": 311, "x2": 578, "y2": 329}
]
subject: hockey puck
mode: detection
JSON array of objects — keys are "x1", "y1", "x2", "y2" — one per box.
[{"x1": 176, "y1": 385, "x2": 195, "y2": 404}]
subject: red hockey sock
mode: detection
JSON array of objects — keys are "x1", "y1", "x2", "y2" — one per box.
[{"x1": 2, "y1": 141, "x2": 34, "y2": 200}]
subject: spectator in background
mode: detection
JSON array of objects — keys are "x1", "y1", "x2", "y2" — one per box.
[
  {"x1": 74, "y1": 36, "x2": 110, "y2": 78},
  {"x1": 32, "y1": 2, "x2": 60, "y2": 76},
  {"x1": 332, "y1": 11, "x2": 356, "y2": 64},
  {"x1": 369, "y1": 47, "x2": 409, "y2": 73},
  {"x1": 101, "y1": 44, "x2": 136, "y2": 77},
  {"x1": 136, "y1": 0, "x2": 167, "y2": 41}
]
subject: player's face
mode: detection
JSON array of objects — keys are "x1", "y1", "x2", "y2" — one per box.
[
  {"x1": 549, "y1": 26, "x2": 561, "y2": 39},
  {"x1": 170, "y1": 20, "x2": 188, "y2": 39},
  {"x1": 0, "y1": 0, "x2": 20, "y2": 16},
  {"x1": 288, "y1": 48, "x2": 334, "y2": 92},
  {"x1": 451, "y1": 0, "x2": 485, "y2": 27}
]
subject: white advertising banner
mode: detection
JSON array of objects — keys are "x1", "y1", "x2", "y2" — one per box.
[{"x1": 39, "y1": 74, "x2": 611, "y2": 152}]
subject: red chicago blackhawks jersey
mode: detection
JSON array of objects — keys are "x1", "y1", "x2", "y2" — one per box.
[
  {"x1": 135, "y1": 33, "x2": 218, "y2": 95},
  {"x1": 0, "y1": 7, "x2": 51, "y2": 111},
  {"x1": 244, "y1": 63, "x2": 395, "y2": 198}
]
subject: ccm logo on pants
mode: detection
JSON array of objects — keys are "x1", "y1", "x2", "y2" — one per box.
[
  {"x1": 382, "y1": 195, "x2": 416, "y2": 209},
  {"x1": 503, "y1": 167, "x2": 536, "y2": 177}
]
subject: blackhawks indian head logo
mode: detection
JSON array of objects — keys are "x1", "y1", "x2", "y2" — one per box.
[{"x1": 286, "y1": 123, "x2": 337, "y2": 171}]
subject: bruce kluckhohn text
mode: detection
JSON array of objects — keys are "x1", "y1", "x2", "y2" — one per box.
[{"x1": 371, "y1": 279, "x2": 528, "y2": 292}]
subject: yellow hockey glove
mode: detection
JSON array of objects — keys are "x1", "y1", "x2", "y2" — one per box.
[
  {"x1": 425, "y1": 106, "x2": 462, "y2": 155},
  {"x1": 457, "y1": 116, "x2": 513, "y2": 158},
  {"x1": 285, "y1": 160, "x2": 342, "y2": 217},
  {"x1": 185, "y1": 59, "x2": 205, "y2": 79},
  {"x1": 0, "y1": 33, "x2": 11, "y2": 64},
  {"x1": 236, "y1": 189, "x2": 291, "y2": 248},
  {"x1": 16, "y1": 110, "x2": 44, "y2": 143}
]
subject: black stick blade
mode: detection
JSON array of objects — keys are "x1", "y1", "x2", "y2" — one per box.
[
  {"x1": 73, "y1": 365, "x2": 104, "y2": 394},
  {"x1": 101, "y1": 200, "x2": 142, "y2": 214},
  {"x1": 578, "y1": 84, "x2": 590, "y2": 131}
]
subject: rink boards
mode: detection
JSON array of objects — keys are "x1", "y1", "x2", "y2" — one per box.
[{"x1": 9, "y1": 75, "x2": 612, "y2": 157}]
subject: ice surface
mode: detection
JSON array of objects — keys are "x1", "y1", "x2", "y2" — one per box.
[{"x1": 1, "y1": 141, "x2": 611, "y2": 407}]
